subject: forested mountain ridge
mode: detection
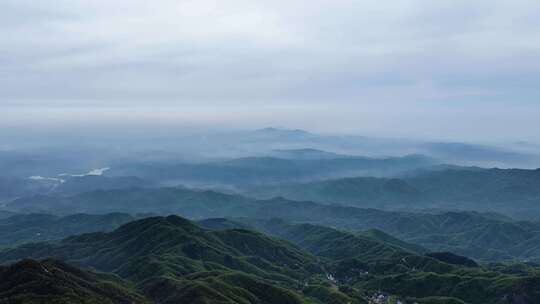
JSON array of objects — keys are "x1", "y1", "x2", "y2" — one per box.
[
  {"x1": 7, "y1": 186, "x2": 540, "y2": 262},
  {"x1": 0, "y1": 213, "x2": 137, "y2": 248},
  {"x1": 246, "y1": 167, "x2": 540, "y2": 219},
  {"x1": 0, "y1": 259, "x2": 148, "y2": 303},
  {"x1": 2, "y1": 215, "x2": 540, "y2": 304},
  {"x1": 110, "y1": 154, "x2": 437, "y2": 188},
  {"x1": 0, "y1": 215, "x2": 328, "y2": 303}
]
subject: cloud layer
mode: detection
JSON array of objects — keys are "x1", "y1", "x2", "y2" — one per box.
[{"x1": 1, "y1": 0, "x2": 540, "y2": 141}]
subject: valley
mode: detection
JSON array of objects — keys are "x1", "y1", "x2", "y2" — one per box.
[{"x1": 2, "y1": 129, "x2": 540, "y2": 303}]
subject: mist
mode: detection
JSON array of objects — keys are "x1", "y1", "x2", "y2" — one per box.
[
  {"x1": 2, "y1": 0, "x2": 540, "y2": 145},
  {"x1": 4, "y1": 3, "x2": 540, "y2": 302}
]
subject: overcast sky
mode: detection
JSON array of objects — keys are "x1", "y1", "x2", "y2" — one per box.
[{"x1": 1, "y1": 0, "x2": 540, "y2": 142}]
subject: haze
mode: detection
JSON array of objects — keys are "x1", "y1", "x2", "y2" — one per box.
[
  {"x1": 5, "y1": 3, "x2": 540, "y2": 302},
  {"x1": 2, "y1": 0, "x2": 540, "y2": 142}
]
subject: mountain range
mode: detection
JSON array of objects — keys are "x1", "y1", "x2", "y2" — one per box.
[
  {"x1": 246, "y1": 167, "x2": 540, "y2": 219},
  {"x1": 2, "y1": 127, "x2": 540, "y2": 303},
  {"x1": 5, "y1": 187, "x2": 540, "y2": 263},
  {"x1": 1, "y1": 215, "x2": 539, "y2": 303},
  {"x1": 0, "y1": 259, "x2": 147, "y2": 303}
]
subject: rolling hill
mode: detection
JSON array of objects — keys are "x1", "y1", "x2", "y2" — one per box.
[
  {"x1": 7, "y1": 187, "x2": 540, "y2": 262},
  {"x1": 111, "y1": 154, "x2": 437, "y2": 188},
  {"x1": 2, "y1": 216, "x2": 539, "y2": 303},
  {"x1": 246, "y1": 167, "x2": 540, "y2": 219},
  {"x1": 0, "y1": 215, "x2": 328, "y2": 304},
  {"x1": 0, "y1": 213, "x2": 137, "y2": 248},
  {"x1": 6, "y1": 187, "x2": 253, "y2": 216},
  {"x1": 0, "y1": 259, "x2": 147, "y2": 303}
]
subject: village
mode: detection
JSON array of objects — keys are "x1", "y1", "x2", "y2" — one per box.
[{"x1": 367, "y1": 292, "x2": 417, "y2": 304}]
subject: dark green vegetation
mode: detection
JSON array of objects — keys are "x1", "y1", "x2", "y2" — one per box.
[
  {"x1": 225, "y1": 219, "x2": 540, "y2": 304},
  {"x1": 247, "y1": 176, "x2": 424, "y2": 209},
  {"x1": 0, "y1": 259, "x2": 147, "y2": 303},
  {"x1": 0, "y1": 216, "x2": 326, "y2": 304},
  {"x1": 8, "y1": 187, "x2": 540, "y2": 262},
  {"x1": 246, "y1": 167, "x2": 540, "y2": 219},
  {"x1": 6, "y1": 187, "x2": 252, "y2": 215},
  {"x1": 0, "y1": 213, "x2": 137, "y2": 248},
  {"x1": 3, "y1": 132, "x2": 540, "y2": 303},
  {"x1": 2, "y1": 216, "x2": 540, "y2": 304},
  {"x1": 358, "y1": 229, "x2": 427, "y2": 255},
  {"x1": 197, "y1": 217, "x2": 254, "y2": 231},
  {"x1": 112, "y1": 154, "x2": 436, "y2": 187},
  {"x1": 426, "y1": 252, "x2": 478, "y2": 268},
  {"x1": 243, "y1": 199, "x2": 540, "y2": 262}
]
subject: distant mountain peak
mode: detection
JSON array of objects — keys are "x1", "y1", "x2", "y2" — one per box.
[
  {"x1": 255, "y1": 127, "x2": 312, "y2": 136},
  {"x1": 257, "y1": 127, "x2": 280, "y2": 132}
]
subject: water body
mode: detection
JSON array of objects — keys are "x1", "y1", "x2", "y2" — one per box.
[
  {"x1": 29, "y1": 167, "x2": 110, "y2": 183},
  {"x1": 28, "y1": 176, "x2": 65, "y2": 183},
  {"x1": 58, "y1": 167, "x2": 110, "y2": 177}
]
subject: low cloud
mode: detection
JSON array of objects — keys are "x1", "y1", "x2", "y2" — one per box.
[{"x1": 1, "y1": 0, "x2": 539, "y2": 141}]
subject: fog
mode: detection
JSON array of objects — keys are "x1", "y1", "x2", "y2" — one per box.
[{"x1": 2, "y1": 0, "x2": 540, "y2": 144}]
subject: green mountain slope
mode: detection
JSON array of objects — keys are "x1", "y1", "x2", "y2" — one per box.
[
  {"x1": 245, "y1": 199, "x2": 540, "y2": 262},
  {"x1": 0, "y1": 259, "x2": 147, "y2": 304},
  {"x1": 246, "y1": 167, "x2": 540, "y2": 219},
  {"x1": 247, "y1": 177, "x2": 424, "y2": 209},
  {"x1": 0, "y1": 216, "x2": 325, "y2": 304},
  {"x1": 2, "y1": 216, "x2": 540, "y2": 303},
  {"x1": 8, "y1": 186, "x2": 540, "y2": 262},
  {"x1": 237, "y1": 219, "x2": 540, "y2": 304},
  {"x1": 7, "y1": 187, "x2": 253, "y2": 216},
  {"x1": 0, "y1": 213, "x2": 136, "y2": 248},
  {"x1": 197, "y1": 217, "x2": 254, "y2": 230},
  {"x1": 247, "y1": 219, "x2": 414, "y2": 261},
  {"x1": 358, "y1": 229, "x2": 427, "y2": 255}
]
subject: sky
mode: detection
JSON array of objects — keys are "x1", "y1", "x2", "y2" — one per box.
[{"x1": 1, "y1": 0, "x2": 540, "y2": 142}]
